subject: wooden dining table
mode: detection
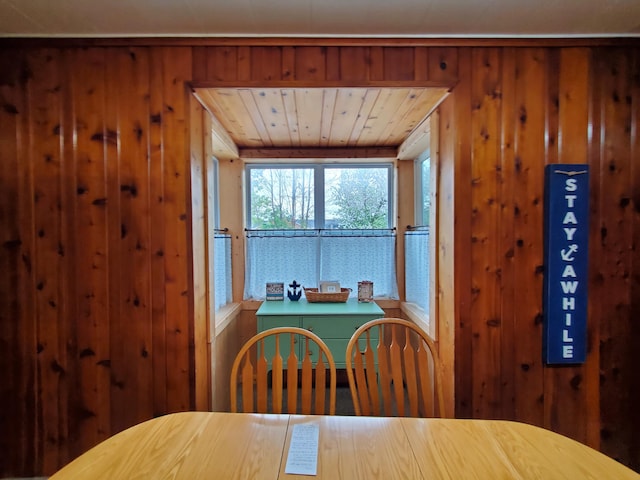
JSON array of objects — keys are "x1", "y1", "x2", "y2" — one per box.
[{"x1": 49, "y1": 411, "x2": 638, "y2": 479}]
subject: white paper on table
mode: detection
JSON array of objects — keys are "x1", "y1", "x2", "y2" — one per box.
[{"x1": 284, "y1": 423, "x2": 319, "y2": 476}]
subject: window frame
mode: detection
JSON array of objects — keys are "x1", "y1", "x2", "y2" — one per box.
[
  {"x1": 414, "y1": 149, "x2": 430, "y2": 227},
  {"x1": 245, "y1": 162, "x2": 395, "y2": 230},
  {"x1": 212, "y1": 157, "x2": 221, "y2": 229}
]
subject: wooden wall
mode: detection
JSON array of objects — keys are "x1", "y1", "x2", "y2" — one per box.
[
  {"x1": 0, "y1": 41, "x2": 638, "y2": 476},
  {"x1": 0, "y1": 47, "x2": 195, "y2": 476},
  {"x1": 439, "y1": 46, "x2": 639, "y2": 470}
]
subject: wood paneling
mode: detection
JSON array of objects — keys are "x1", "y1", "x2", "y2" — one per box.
[
  {"x1": 510, "y1": 47, "x2": 546, "y2": 427},
  {"x1": 440, "y1": 45, "x2": 640, "y2": 471},
  {"x1": 1, "y1": 42, "x2": 639, "y2": 477},
  {"x1": 0, "y1": 47, "x2": 193, "y2": 476},
  {"x1": 451, "y1": 47, "x2": 474, "y2": 420},
  {"x1": 592, "y1": 47, "x2": 637, "y2": 467},
  {"x1": 193, "y1": 45, "x2": 458, "y2": 86},
  {"x1": 469, "y1": 47, "x2": 503, "y2": 419},
  {"x1": 546, "y1": 47, "x2": 594, "y2": 446}
]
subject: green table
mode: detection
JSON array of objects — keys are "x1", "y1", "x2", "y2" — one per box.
[{"x1": 256, "y1": 299, "x2": 384, "y2": 369}]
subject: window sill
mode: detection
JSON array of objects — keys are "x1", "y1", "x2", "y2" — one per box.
[
  {"x1": 214, "y1": 302, "x2": 242, "y2": 337},
  {"x1": 241, "y1": 298, "x2": 400, "y2": 310},
  {"x1": 400, "y1": 302, "x2": 433, "y2": 340}
]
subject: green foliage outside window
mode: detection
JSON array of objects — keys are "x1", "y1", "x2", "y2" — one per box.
[{"x1": 248, "y1": 165, "x2": 391, "y2": 230}]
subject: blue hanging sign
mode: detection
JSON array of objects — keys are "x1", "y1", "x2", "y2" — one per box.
[{"x1": 543, "y1": 164, "x2": 589, "y2": 365}]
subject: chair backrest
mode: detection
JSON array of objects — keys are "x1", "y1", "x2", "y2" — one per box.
[
  {"x1": 345, "y1": 318, "x2": 445, "y2": 417},
  {"x1": 230, "y1": 326, "x2": 337, "y2": 415}
]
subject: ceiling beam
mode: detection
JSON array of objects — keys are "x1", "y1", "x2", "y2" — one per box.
[{"x1": 239, "y1": 147, "x2": 398, "y2": 161}]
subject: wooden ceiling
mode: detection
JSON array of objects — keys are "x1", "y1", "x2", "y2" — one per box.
[{"x1": 193, "y1": 87, "x2": 449, "y2": 161}]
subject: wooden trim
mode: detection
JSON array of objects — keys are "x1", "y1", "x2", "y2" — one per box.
[
  {"x1": 191, "y1": 91, "x2": 239, "y2": 160},
  {"x1": 241, "y1": 299, "x2": 400, "y2": 311},
  {"x1": 400, "y1": 302, "x2": 431, "y2": 336},
  {"x1": 218, "y1": 157, "x2": 245, "y2": 303},
  {"x1": 188, "y1": 95, "x2": 210, "y2": 412},
  {"x1": 190, "y1": 80, "x2": 457, "y2": 88},
  {"x1": 429, "y1": 111, "x2": 439, "y2": 343},
  {"x1": 398, "y1": 95, "x2": 449, "y2": 160},
  {"x1": 3, "y1": 36, "x2": 640, "y2": 48},
  {"x1": 396, "y1": 159, "x2": 414, "y2": 302},
  {"x1": 214, "y1": 303, "x2": 242, "y2": 336},
  {"x1": 240, "y1": 147, "x2": 398, "y2": 160}
]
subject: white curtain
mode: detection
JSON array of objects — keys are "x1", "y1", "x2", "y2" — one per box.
[
  {"x1": 244, "y1": 230, "x2": 398, "y2": 300},
  {"x1": 214, "y1": 234, "x2": 233, "y2": 311},
  {"x1": 404, "y1": 229, "x2": 429, "y2": 313}
]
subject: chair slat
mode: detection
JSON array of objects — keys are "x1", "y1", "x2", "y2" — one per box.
[
  {"x1": 363, "y1": 330, "x2": 380, "y2": 416},
  {"x1": 389, "y1": 325, "x2": 405, "y2": 416},
  {"x1": 272, "y1": 334, "x2": 283, "y2": 414},
  {"x1": 416, "y1": 343, "x2": 433, "y2": 417},
  {"x1": 403, "y1": 329, "x2": 419, "y2": 417},
  {"x1": 257, "y1": 340, "x2": 268, "y2": 412},
  {"x1": 353, "y1": 343, "x2": 370, "y2": 415},
  {"x1": 241, "y1": 354, "x2": 254, "y2": 413},
  {"x1": 315, "y1": 354, "x2": 326, "y2": 414},
  {"x1": 301, "y1": 338, "x2": 313, "y2": 414},
  {"x1": 376, "y1": 327, "x2": 393, "y2": 416},
  {"x1": 287, "y1": 334, "x2": 298, "y2": 414}
]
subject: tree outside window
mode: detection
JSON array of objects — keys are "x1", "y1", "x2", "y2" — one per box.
[{"x1": 247, "y1": 165, "x2": 391, "y2": 230}]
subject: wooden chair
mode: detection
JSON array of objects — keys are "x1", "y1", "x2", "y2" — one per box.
[
  {"x1": 230, "y1": 326, "x2": 337, "y2": 415},
  {"x1": 345, "y1": 318, "x2": 445, "y2": 417}
]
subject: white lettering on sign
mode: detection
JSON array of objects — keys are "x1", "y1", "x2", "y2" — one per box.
[
  {"x1": 559, "y1": 177, "x2": 581, "y2": 360},
  {"x1": 565, "y1": 313, "x2": 572, "y2": 326},
  {"x1": 562, "y1": 297, "x2": 575, "y2": 310},
  {"x1": 560, "y1": 281, "x2": 578, "y2": 294},
  {"x1": 563, "y1": 211, "x2": 578, "y2": 225},
  {"x1": 565, "y1": 179, "x2": 577, "y2": 191}
]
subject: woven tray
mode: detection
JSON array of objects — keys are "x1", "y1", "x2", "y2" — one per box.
[{"x1": 303, "y1": 287, "x2": 351, "y2": 303}]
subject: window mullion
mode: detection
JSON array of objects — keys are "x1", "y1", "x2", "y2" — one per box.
[
  {"x1": 314, "y1": 165, "x2": 324, "y2": 229},
  {"x1": 315, "y1": 166, "x2": 324, "y2": 284}
]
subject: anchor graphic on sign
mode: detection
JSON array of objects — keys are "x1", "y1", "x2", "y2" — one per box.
[{"x1": 561, "y1": 244, "x2": 578, "y2": 261}]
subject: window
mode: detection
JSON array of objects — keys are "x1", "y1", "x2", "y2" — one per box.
[
  {"x1": 211, "y1": 158, "x2": 232, "y2": 311},
  {"x1": 246, "y1": 164, "x2": 392, "y2": 229},
  {"x1": 414, "y1": 151, "x2": 431, "y2": 227},
  {"x1": 213, "y1": 233, "x2": 232, "y2": 311},
  {"x1": 244, "y1": 164, "x2": 398, "y2": 300},
  {"x1": 405, "y1": 152, "x2": 431, "y2": 314}
]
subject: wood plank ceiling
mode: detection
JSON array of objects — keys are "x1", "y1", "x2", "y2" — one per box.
[{"x1": 193, "y1": 87, "x2": 449, "y2": 161}]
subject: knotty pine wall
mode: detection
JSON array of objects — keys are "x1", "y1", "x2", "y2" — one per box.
[
  {"x1": 438, "y1": 47, "x2": 639, "y2": 471},
  {"x1": 0, "y1": 47, "x2": 199, "y2": 476},
  {"x1": 0, "y1": 42, "x2": 638, "y2": 476}
]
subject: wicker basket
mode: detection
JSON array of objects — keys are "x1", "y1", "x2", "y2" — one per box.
[{"x1": 303, "y1": 287, "x2": 351, "y2": 303}]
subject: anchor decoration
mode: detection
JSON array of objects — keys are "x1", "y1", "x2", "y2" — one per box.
[{"x1": 287, "y1": 280, "x2": 302, "y2": 301}]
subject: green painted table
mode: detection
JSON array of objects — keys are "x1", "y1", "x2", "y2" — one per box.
[{"x1": 256, "y1": 299, "x2": 384, "y2": 369}]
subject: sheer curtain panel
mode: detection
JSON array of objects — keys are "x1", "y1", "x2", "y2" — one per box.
[
  {"x1": 244, "y1": 229, "x2": 398, "y2": 300},
  {"x1": 404, "y1": 229, "x2": 429, "y2": 313},
  {"x1": 214, "y1": 233, "x2": 233, "y2": 311}
]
